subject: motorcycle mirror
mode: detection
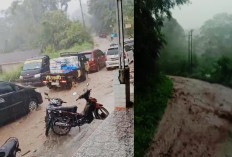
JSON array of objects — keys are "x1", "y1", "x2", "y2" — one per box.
[
  {"x1": 86, "y1": 83, "x2": 89, "y2": 86},
  {"x1": 44, "y1": 92, "x2": 48, "y2": 96},
  {"x1": 73, "y1": 92, "x2": 77, "y2": 96}
]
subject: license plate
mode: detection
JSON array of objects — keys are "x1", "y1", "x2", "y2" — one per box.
[{"x1": 51, "y1": 81, "x2": 59, "y2": 86}]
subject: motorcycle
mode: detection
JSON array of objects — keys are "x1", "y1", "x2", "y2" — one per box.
[
  {"x1": 45, "y1": 83, "x2": 109, "y2": 136},
  {"x1": 0, "y1": 137, "x2": 21, "y2": 157}
]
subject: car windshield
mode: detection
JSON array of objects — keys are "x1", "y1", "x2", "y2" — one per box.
[
  {"x1": 83, "y1": 53, "x2": 92, "y2": 59},
  {"x1": 107, "y1": 48, "x2": 118, "y2": 55},
  {"x1": 23, "y1": 60, "x2": 42, "y2": 70}
]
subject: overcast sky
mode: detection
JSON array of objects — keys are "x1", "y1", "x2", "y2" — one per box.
[
  {"x1": 171, "y1": 0, "x2": 232, "y2": 30},
  {"x1": 0, "y1": 0, "x2": 86, "y2": 16}
]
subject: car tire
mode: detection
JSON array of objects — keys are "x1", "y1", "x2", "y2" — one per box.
[
  {"x1": 96, "y1": 64, "x2": 100, "y2": 72},
  {"x1": 28, "y1": 99, "x2": 38, "y2": 112},
  {"x1": 106, "y1": 67, "x2": 110, "y2": 71}
]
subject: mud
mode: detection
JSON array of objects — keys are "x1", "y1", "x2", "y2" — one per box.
[{"x1": 147, "y1": 76, "x2": 232, "y2": 157}]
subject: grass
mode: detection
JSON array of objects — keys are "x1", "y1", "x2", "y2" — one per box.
[
  {"x1": 0, "y1": 65, "x2": 23, "y2": 82},
  {"x1": 43, "y1": 42, "x2": 94, "y2": 58},
  {"x1": 135, "y1": 74, "x2": 173, "y2": 157}
]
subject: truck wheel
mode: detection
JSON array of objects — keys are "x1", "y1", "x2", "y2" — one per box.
[
  {"x1": 47, "y1": 83, "x2": 52, "y2": 89},
  {"x1": 80, "y1": 70, "x2": 86, "y2": 82},
  {"x1": 66, "y1": 82, "x2": 72, "y2": 90}
]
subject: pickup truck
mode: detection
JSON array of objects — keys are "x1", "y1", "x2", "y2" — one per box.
[{"x1": 42, "y1": 56, "x2": 86, "y2": 89}]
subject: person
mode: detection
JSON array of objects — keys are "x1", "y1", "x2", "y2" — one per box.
[
  {"x1": 84, "y1": 61, "x2": 90, "y2": 78},
  {"x1": 110, "y1": 33, "x2": 114, "y2": 41}
]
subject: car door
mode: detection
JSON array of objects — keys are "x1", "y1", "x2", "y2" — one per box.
[
  {"x1": 10, "y1": 84, "x2": 27, "y2": 119},
  {"x1": 124, "y1": 45, "x2": 133, "y2": 63},
  {"x1": 0, "y1": 84, "x2": 14, "y2": 126},
  {"x1": 98, "y1": 50, "x2": 105, "y2": 67}
]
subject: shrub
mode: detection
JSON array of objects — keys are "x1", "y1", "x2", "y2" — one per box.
[{"x1": 135, "y1": 74, "x2": 173, "y2": 157}]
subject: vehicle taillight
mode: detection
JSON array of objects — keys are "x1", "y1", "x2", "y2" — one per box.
[
  {"x1": 123, "y1": 52, "x2": 126, "y2": 59},
  {"x1": 60, "y1": 80, "x2": 67, "y2": 83},
  {"x1": 43, "y1": 80, "x2": 48, "y2": 84},
  {"x1": 105, "y1": 55, "x2": 107, "y2": 61},
  {"x1": 89, "y1": 60, "x2": 94, "y2": 65}
]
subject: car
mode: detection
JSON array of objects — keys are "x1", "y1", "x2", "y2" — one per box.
[
  {"x1": 105, "y1": 45, "x2": 134, "y2": 70},
  {"x1": 79, "y1": 49, "x2": 106, "y2": 72},
  {"x1": 110, "y1": 43, "x2": 118, "y2": 47},
  {"x1": 0, "y1": 81, "x2": 43, "y2": 126},
  {"x1": 98, "y1": 33, "x2": 107, "y2": 38},
  {"x1": 19, "y1": 55, "x2": 50, "y2": 86}
]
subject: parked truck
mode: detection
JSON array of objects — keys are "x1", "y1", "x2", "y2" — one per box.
[{"x1": 42, "y1": 56, "x2": 86, "y2": 89}]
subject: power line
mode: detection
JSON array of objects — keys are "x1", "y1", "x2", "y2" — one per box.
[{"x1": 79, "y1": 0, "x2": 85, "y2": 28}]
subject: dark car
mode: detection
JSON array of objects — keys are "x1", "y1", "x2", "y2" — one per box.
[
  {"x1": 20, "y1": 55, "x2": 50, "y2": 86},
  {"x1": 0, "y1": 81, "x2": 43, "y2": 126},
  {"x1": 98, "y1": 33, "x2": 107, "y2": 38},
  {"x1": 79, "y1": 49, "x2": 106, "y2": 72}
]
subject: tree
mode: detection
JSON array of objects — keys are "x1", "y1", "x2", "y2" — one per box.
[
  {"x1": 195, "y1": 13, "x2": 232, "y2": 56},
  {"x1": 135, "y1": 0, "x2": 189, "y2": 89},
  {"x1": 87, "y1": 0, "x2": 133, "y2": 35}
]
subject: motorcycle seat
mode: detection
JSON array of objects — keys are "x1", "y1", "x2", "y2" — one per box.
[
  {"x1": 0, "y1": 138, "x2": 19, "y2": 157},
  {"x1": 55, "y1": 106, "x2": 77, "y2": 113}
]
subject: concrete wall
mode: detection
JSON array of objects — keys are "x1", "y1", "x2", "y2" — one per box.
[{"x1": 0, "y1": 62, "x2": 23, "y2": 73}]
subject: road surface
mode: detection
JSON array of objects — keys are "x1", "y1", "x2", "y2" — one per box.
[
  {"x1": 0, "y1": 36, "x2": 115, "y2": 157},
  {"x1": 147, "y1": 76, "x2": 232, "y2": 157}
]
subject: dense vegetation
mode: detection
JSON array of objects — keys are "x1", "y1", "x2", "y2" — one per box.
[
  {"x1": 134, "y1": 0, "x2": 188, "y2": 156},
  {"x1": 0, "y1": 0, "x2": 92, "y2": 54},
  {"x1": 135, "y1": 74, "x2": 173, "y2": 157},
  {"x1": 158, "y1": 13, "x2": 232, "y2": 87},
  {"x1": 87, "y1": 0, "x2": 134, "y2": 37}
]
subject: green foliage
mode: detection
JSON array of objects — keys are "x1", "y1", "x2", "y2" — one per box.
[
  {"x1": 0, "y1": 0, "x2": 88, "y2": 53},
  {"x1": 88, "y1": 0, "x2": 134, "y2": 36},
  {"x1": 135, "y1": 0, "x2": 189, "y2": 85},
  {"x1": 43, "y1": 42, "x2": 93, "y2": 58},
  {"x1": 0, "y1": 65, "x2": 22, "y2": 82},
  {"x1": 40, "y1": 11, "x2": 93, "y2": 53},
  {"x1": 159, "y1": 13, "x2": 232, "y2": 88},
  {"x1": 135, "y1": 74, "x2": 173, "y2": 157}
]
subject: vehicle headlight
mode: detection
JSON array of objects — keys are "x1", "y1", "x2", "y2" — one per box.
[
  {"x1": 34, "y1": 73, "x2": 41, "y2": 78},
  {"x1": 34, "y1": 88, "x2": 40, "y2": 93},
  {"x1": 19, "y1": 76, "x2": 23, "y2": 79}
]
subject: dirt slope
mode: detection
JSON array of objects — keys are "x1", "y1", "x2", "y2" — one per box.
[{"x1": 147, "y1": 76, "x2": 232, "y2": 157}]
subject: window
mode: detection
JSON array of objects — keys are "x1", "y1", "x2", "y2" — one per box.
[
  {"x1": 0, "y1": 84, "x2": 14, "y2": 95},
  {"x1": 107, "y1": 48, "x2": 119, "y2": 55},
  {"x1": 124, "y1": 45, "x2": 131, "y2": 52},
  {"x1": 95, "y1": 50, "x2": 101, "y2": 57}
]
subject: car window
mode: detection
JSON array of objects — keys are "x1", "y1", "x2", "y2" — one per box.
[
  {"x1": 107, "y1": 48, "x2": 119, "y2": 55},
  {"x1": 0, "y1": 84, "x2": 14, "y2": 95},
  {"x1": 95, "y1": 50, "x2": 101, "y2": 57},
  {"x1": 83, "y1": 53, "x2": 92, "y2": 59},
  {"x1": 99, "y1": 50, "x2": 104, "y2": 56},
  {"x1": 124, "y1": 45, "x2": 131, "y2": 52}
]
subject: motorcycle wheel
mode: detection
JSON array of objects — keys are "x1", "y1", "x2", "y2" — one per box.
[
  {"x1": 95, "y1": 107, "x2": 109, "y2": 120},
  {"x1": 51, "y1": 118, "x2": 71, "y2": 136},
  {"x1": 45, "y1": 120, "x2": 51, "y2": 136}
]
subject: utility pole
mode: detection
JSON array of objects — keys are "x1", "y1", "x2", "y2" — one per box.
[
  {"x1": 116, "y1": 0, "x2": 130, "y2": 108},
  {"x1": 188, "y1": 30, "x2": 193, "y2": 74},
  {"x1": 79, "y1": 0, "x2": 85, "y2": 27},
  {"x1": 190, "y1": 29, "x2": 193, "y2": 74}
]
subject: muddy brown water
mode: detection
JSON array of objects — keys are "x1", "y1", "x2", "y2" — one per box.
[
  {"x1": 0, "y1": 68, "x2": 115, "y2": 157},
  {"x1": 147, "y1": 76, "x2": 232, "y2": 157}
]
